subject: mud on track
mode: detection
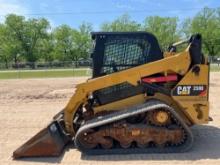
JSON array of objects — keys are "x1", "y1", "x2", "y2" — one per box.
[{"x1": 0, "y1": 74, "x2": 220, "y2": 165}]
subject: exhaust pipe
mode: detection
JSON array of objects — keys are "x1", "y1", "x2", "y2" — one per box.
[{"x1": 13, "y1": 115, "x2": 70, "y2": 159}]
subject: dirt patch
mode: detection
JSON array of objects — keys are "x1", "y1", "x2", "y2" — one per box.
[
  {"x1": 0, "y1": 73, "x2": 220, "y2": 165},
  {"x1": 0, "y1": 77, "x2": 86, "y2": 104}
]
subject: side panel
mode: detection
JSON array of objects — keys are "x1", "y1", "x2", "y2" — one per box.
[
  {"x1": 93, "y1": 94, "x2": 146, "y2": 114},
  {"x1": 172, "y1": 65, "x2": 209, "y2": 124}
]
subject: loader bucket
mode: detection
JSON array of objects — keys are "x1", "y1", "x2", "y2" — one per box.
[{"x1": 13, "y1": 121, "x2": 70, "y2": 159}]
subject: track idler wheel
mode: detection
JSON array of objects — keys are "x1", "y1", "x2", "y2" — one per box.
[
  {"x1": 101, "y1": 137, "x2": 113, "y2": 149},
  {"x1": 136, "y1": 141, "x2": 149, "y2": 148},
  {"x1": 77, "y1": 129, "x2": 98, "y2": 149},
  {"x1": 119, "y1": 141, "x2": 132, "y2": 149}
]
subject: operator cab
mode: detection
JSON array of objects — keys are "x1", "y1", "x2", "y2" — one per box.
[
  {"x1": 90, "y1": 32, "x2": 163, "y2": 105},
  {"x1": 91, "y1": 32, "x2": 163, "y2": 78}
]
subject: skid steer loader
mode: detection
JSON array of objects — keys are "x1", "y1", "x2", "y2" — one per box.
[{"x1": 13, "y1": 32, "x2": 210, "y2": 158}]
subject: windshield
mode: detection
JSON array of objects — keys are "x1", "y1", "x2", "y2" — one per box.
[{"x1": 101, "y1": 38, "x2": 151, "y2": 75}]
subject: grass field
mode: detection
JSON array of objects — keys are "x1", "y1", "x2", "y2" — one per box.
[
  {"x1": 0, "y1": 65, "x2": 219, "y2": 79},
  {"x1": 210, "y1": 64, "x2": 220, "y2": 71},
  {"x1": 0, "y1": 68, "x2": 91, "y2": 79}
]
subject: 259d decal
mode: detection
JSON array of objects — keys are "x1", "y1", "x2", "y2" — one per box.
[{"x1": 172, "y1": 85, "x2": 207, "y2": 96}]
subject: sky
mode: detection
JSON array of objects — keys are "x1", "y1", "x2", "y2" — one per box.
[{"x1": 0, "y1": 0, "x2": 219, "y2": 30}]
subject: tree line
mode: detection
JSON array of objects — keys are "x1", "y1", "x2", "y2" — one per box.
[{"x1": 0, "y1": 7, "x2": 220, "y2": 69}]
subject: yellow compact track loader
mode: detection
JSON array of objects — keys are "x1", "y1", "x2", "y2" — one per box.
[{"x1": 13, "y1": 32, "x2": 210, "y2": 158}]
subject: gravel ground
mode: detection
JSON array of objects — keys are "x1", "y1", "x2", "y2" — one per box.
[{"x1": 0, "y1": 73, "x2": 220, "y2": 165}]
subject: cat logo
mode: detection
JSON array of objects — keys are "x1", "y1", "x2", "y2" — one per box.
[
  {"x1": 177, "y1": 86, "x2": 191, "y2": 95},
  {"x1": 173, "y1": 85, "x2": 206, "y2": 96}
]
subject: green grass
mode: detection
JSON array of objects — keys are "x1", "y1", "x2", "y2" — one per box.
[
  {"x1": 0, "y1": 69, "x2": 91, "y2": 79},
  {"x1": 210, "y1": 64, "x2": 220, "y2": 72},
  {"x1": 0, "y1": 65, "x2": 220, "y2": 79}
]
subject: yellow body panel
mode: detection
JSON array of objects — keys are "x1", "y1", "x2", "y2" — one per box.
[
  {"x1": 64, "y1": 49, "x2": 191, "y2": 135},
  {"x1": 172, "y1": 65, "x2": 209, "y2": 124},
  {"x1": 63, "y1": 46, "x2": 209, "y2": 136},
  {"x1": 93, "y1": 94, "x2": 146, "y2": 114}
]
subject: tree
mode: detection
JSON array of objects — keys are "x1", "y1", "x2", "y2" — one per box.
[
  {"x1": 53, "y1": 23, "x2": 92, "y2": 67},
  {"x1": 101, "y1": 14, "x2": 141, "y2": 31},
  {"x1": 5, "y1": 14, "x2": 50, "y2": 68},
  {"x1": 53, "y1": 25, "x2": 75, "y2": 62},
  {"x1": 0, "y1": 23, "x2": 24, "y2": 68},
  {"x1": 143, "y1": 16, "x2": 179, "y2": 50},
  {"x1": 1, "y1": 8, "x2": 220, "y2": 69},
  {"x1": 72, "y1": 23, "x2": 92, "y2": 62},
  {"x1": 182, "y1": 7, "x2": 220, "y2": 56},
  {"x1": 0, "y1": 21, "x2": 23, "y2": 68},
  {"x1": 36, "y1": 34, "x2": 55, "y2": 64},
  {"x1": 0, "y1": 24, "x2": 11, "y2": 68},
  {"x1": 181, "y1": 18, "x2": 192, "y2": 38}
]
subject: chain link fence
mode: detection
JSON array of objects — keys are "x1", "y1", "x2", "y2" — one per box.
[
  {"x1": 1, "y1": 56, "x2": 219, "y2": 70},
  {"x1": 0, "y1": 56, "x2": 219, "y2": 79},
  {"x1": 0, "y1": 60, "x2": 92, "y2": 79},
  {"x1": 0, "y1": 60, "x2": 92, "y2": 70},
  {"x1": 209, "y1": 56, "x2": 220, "y2": 65}
]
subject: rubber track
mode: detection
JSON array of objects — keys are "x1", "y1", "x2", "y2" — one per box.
[{"x1": 74, "y1": 99, "x2": 194, "y2": 155}]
